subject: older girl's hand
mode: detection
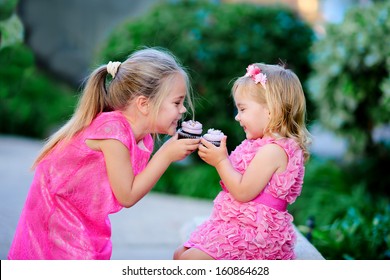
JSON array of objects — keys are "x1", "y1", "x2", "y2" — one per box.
[{"x1": 160, "y1": 133, "x2": 200, "y2": 163}]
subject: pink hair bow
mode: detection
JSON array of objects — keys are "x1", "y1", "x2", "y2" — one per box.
[{"x1": 245, "y1": 64, "x2": 267, "y2": 89}]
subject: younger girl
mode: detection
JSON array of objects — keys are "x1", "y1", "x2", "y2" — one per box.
[
  {"x1": 8, "y1": 47, "x2": 200, "y2": 260},
  {"x1": 174, "y1": 63, "x2": 311, "y2": 260}
]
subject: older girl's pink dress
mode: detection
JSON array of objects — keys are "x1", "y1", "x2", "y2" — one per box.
[
  {"x1": 8, "y1": 111, "x2": 153, "y2": 259},
  {"x1": 184, "y1": 137, "x2": 305, "y2": 260}
]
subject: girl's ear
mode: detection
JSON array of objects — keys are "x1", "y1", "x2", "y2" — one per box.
[{"x1": 135, "y1": 95, "x2": 150, "y2": 115}]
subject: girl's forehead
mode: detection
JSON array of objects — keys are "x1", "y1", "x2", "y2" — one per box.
[
  {"x1": 168, "y1": 74, "x2": 187, "y2": 95},
  {"x1": 234, "y1": 88, "x2": 256, "y2": 101}
]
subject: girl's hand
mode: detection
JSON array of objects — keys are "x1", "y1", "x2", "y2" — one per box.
[
  {"x1": 159, "y1": 133, "x2": 200, "y2": 162},
  {"x1": 198, "y1": 136, "x2": 228, "y2": 167}
]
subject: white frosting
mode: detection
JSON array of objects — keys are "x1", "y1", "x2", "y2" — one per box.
[
  {"x1": 181, "y1": 120, "x2": 203, "y2": 134},
  {"x1": 203, "y1": 128, "x2": 224, "y2": 142}
]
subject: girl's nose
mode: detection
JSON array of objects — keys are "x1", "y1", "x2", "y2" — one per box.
[
  {"x1": 180, "y1": 105, "x2": 187, "y2": 114},
  {"x1": 235, "y1": 113, "x2": 240, "y2": 121}
]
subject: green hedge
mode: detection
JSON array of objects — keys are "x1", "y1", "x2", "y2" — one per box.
[
  {"x1": 307, "y1": 1, "x2": 390, "y2": 196},
  {"x1": 0, "y1": 0, "x2": 76, "y2": 139},
  {"x1": 154, "y1": 155, "x2": 221, "y2": 199},
  {"x1": 0, "y1": 44, "x2": 76, "y2": 138},
  {"x1": 308, "y1": 2, "x2": 390, "y2": 154}
]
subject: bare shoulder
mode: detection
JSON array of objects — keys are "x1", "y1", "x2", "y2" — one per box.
[
  {"x1": 258, "y1": 143, "x2": 286, "y2": 157},
  {"x1": 254, "y1": 143, "x2": 288, "y2": 173}
]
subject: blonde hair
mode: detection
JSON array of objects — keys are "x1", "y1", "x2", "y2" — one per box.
[
  {"x1": 33, "y1": 47, "x2": 193, "y2": 168},
  {"x1": 232, "y1": 63, "x2": 311, "y2": 161}
]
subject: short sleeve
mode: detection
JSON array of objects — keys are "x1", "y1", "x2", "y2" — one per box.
[{"x1": 85, "y1": 112, "x2": 133, "y2": 150}]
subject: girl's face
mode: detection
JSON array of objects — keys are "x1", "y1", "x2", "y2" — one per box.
[
  {"x1": 154, "y1": 74, "x2": 187, "y2": 135},
  {"x1": 234, "y1": 89, "x2": 270, "y2": 140}
]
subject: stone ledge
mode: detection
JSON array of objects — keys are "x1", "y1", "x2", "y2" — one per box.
[
  {"x1": 180, "y1": 216, "x2": 325, "y2": 260},
  {"x1": 293, "y1": 224, "x2": 324, "y2": 260}
]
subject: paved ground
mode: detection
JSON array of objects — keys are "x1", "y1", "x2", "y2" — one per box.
[{"x1": 0, "y1": 134, "x2": 328, "y2": 260}]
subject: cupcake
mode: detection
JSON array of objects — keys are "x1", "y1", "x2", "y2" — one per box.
[
  {"x1": 177, "y1": 120, "x2": 203, "y2": 139},
  {"x1": 202, "y1": 128, "x2": 225, "y2": 147}
]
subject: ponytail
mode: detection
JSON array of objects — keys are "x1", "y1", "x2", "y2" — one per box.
[{"x1": 32, "y1": 65, "x2": 109, "y2": 168}]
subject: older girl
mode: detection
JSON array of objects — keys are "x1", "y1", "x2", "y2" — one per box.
[{"x1": 8, "y1": 48, "x2": 200, "y2": 259}]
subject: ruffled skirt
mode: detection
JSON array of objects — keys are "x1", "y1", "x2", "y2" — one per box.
[{"x1": 184, "y1": 191, "x2": 296, "y2": 260}]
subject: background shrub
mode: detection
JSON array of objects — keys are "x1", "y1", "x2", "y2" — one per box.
[
  {"x1": 0, "y1": 1, "x2": 76, "y2": 139},
  {"x1": 0, "y1": 44, "x2": 76, "y2": 138},
  {"x1": 307, "y1": 1, "x2": 390, "y2": 195},
  {"x1": 312, "y1": 205, "x2": 390, "y2": 260},
  {"x1": 154, "y1": 157, "x2": 221, "y2": 199},
  {"x1": 0, "y1": 0, "x2": 18, "y2": 20}
]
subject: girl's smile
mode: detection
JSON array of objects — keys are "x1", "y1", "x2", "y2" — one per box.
[
  {"x1": 234, "y1": 90, "x2": 270, "y2": 140},
  {"x1": 155, "y1": 73, "x2": 187, "y2": 135}
]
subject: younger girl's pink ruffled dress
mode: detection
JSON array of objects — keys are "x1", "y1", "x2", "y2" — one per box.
[
  {"x1": 184, "y1": 137, "x2": 305, "y2": 260},
  {"x1": 8, "y1": 111, "x2": 153, "y2": 259}
]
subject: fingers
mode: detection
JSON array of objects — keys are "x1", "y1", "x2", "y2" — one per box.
[
  {"x1": 179, "y1": 138, "x2": 200, "y2": 154},
  {"x1": 197, "y1": 148, "x2": 206, "y2": 161},
  {"x1": 178, "y1": 138, "x2": 200, "y2": 144},
  {"x1": 199, "y1": 137, "x2": 213, "y2": 149},
  {"x1": 197, "y1": 139, "x2": 212, "y2": 160},
  {"x1": 179, "y1": 138, "x2": 200, "y2": 149},
  {"x1": 220, "y1": 136, "x2": 227, "y2": 148}
]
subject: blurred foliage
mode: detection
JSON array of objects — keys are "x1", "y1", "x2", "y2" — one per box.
[
  {"x1": 308, "y1": 1, "x2": 390, "y2": 196},
  {"x1": 290, "y1": 156, "x2": 390, "y2": 260},
  {"x1": 0, "y1": 1, "x2": 76, "y2": 138},
  {"x1": 0, "y1": 0, "x2": 18, "y2": 21},
  {"x1": 311, "y1": 205, "x2": 390, "y2": 260},
  {"x1": 0, "y1": 13, "x2": 23, "y2": 48},
  {"x1": 97, "y1": 0, "x2": 314, "y2": 153},
  {"x1": 0, "y1": 44, "x2": 76, "y2": 138},
  {"x1": 0, "y1": 0, "x2": 23, "y2": 49},
  {"x1": 308, "y1": 2, "x2": 390, "y2": 159},
  {"x1": 154, "y1": 155, "x2": 221, "y2": 199},
  {"x1": 301, "y1": 2, "x2": 390, "y2": 258}
]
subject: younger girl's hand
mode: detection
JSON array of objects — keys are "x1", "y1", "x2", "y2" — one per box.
[
  {"x1": 198, "y1": 136, "x2": 228, "y2": 167},
  {"x1": 160, "y1": 133, "x2": 200, "y2": 162}
]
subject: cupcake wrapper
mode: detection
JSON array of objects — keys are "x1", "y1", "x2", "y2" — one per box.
[
  {"x1": 178, "y1": 130, "x2": 202, "y2": 139},
  {"x1": 210, "y1": 141, "x2": 221, "y2": 147},
  {"x1": 202, "y1": 138, "x2": 221, "y2": 147},
  {"x1": 206, "y1": 140, "x2": 221, "y2": 147}
]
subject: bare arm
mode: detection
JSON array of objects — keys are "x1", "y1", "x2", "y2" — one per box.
[
  {"x1": 89, "y1": 134, "x2": 200, "y2": 207},
  {"x1": 198, "y1": 137, "x2": 287, "y2": 202}
]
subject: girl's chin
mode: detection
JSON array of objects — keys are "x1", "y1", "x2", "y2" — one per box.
[
  {"x1": 166, "y1": 127, "x2": 176, "y2": 136},
  {"x1": 156, "y1": 125, "x2": 176, "y2": 136},
  {"x1": 245, "y1": 134, "x2": 256, "y2": 140}
]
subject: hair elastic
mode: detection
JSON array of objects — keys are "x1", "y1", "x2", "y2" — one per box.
[{"x1": 107, "y1": 61, "x2": 121, "y2": 78}]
